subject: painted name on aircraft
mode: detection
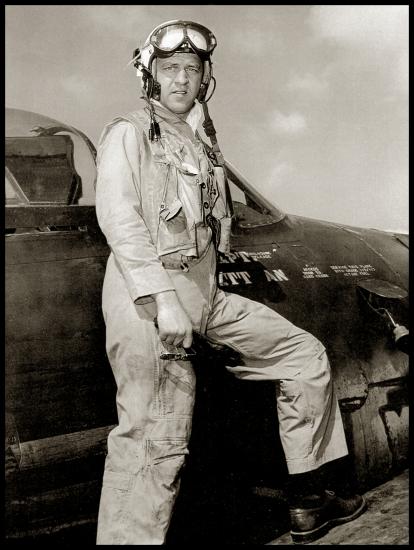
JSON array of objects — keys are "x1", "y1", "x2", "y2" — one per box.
[
  {"x1": 219, "y1": 251, "x2": 272, "y2": 263},
  {"x1": 219, "y1": 251, "x2": 289, "y2": 286},
  {"x1": 218, "y1": 252, "x2": 377, "y2": 286},
  {"x1": 218, "y1": 268, "x2": 289, "y2": 286}
]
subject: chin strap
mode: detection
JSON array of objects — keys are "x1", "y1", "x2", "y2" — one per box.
[{"x1": 201, "y1": 101, "x2": 234, "y2": 216}]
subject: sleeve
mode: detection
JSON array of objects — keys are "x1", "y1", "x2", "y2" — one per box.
[{"x1": 95, "y1": 121, "x2": 175, "y2": 304}]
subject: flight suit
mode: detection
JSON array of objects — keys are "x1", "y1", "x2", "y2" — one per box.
[{"x1": 95, "y1": 101, "x2": 349, "y2": 544}]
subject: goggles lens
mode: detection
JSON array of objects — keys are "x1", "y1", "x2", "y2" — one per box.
[
  {"x1": 187, "y1": 27, "x2": 209, "y2": 50},
  {"x1": 151, "y1": 22, "x2": 216, "y2": 54}
]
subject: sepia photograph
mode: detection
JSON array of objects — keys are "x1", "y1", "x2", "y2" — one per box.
[{"x1": 5, "y1": 5, "x2": 408, "y2": 545}]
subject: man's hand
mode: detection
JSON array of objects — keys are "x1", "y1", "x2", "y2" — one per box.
[{"x1": 153, "y1": 290, "x2": 193, "y2": 348}]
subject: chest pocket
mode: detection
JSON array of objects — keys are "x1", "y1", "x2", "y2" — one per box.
[
  {"x1": 156, "y1": 161, "x2": 196, "y2": 256},
  {"x1": 150, "y1": 132, "x2": 218, "y2": 257}
]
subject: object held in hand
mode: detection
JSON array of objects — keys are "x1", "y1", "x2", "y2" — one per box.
[
  {"x1": 159, "y1": 349, "x2": 196, "y2": 361},
  {"x1": 153, "y1": 317, "x2": 196, "y2": 360}
]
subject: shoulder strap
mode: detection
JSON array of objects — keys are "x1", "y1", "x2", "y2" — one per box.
[
  {"x1": 97, "y1": 110, "x2": 147, "y2": 151},
  {"x1": 201, "y1": 102, "x2": 234, "y2": 217}
]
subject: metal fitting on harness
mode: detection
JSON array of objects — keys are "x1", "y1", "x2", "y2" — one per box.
[{"x1": 180, "y1": 258, "x2": 190, "y2": 272}]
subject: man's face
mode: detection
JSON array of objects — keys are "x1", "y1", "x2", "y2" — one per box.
[{"x1": 156, "y1": 53, "x2": 203, "y2": 118}]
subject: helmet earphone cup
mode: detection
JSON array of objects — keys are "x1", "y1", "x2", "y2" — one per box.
[{"x1": 197, "y1": 60, "x2": 212, "y2": 102}]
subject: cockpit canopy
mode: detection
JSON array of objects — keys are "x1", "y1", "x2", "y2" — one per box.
[
  {"x1": 5, "y1": 108, "x2": 97, "y2": 206},
  {"x1": 5, "y1": 108, "x2": 285, "y2": 228}
]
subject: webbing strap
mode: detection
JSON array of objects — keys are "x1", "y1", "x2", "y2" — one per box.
[{"x1": 201, "y1": 102, "x2": 234, "y2": 216}]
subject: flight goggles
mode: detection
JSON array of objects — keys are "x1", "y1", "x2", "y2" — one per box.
[{"x1": 149, "y1": 21, "x2": 217, "y2": 57}]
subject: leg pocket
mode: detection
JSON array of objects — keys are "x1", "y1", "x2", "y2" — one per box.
[
  {"x1": 147, "y1": 438, "x2": 189, "y2": 471},
  {"x1": 102, "y1": 469, "x2": 134, "y2": 492},
  {"x1": 153, "y1": 355, "x2": 196, "y2": 418},
  {"x1": 147, "y1": 438, "x2": 189, "y2": 488},
  {"x1": 144, "y1": 439, "x2": 188, "y2": 531},
  {"x1": 276, "y1": 379, "x2": 314, "y2": 459}
]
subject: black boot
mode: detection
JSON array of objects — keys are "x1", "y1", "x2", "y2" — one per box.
[
  {"x1": 286, "y1": 469, "x2": 325, "y2": 508},
  {"x1": 287, "y1": 464, "x2": 366, "y2": 544},
  {"x1": 320, "y1": 455, "x2": 360, "y2": 497},
  {"x1": 289, "y1": 489, "x2": 367, "y2": 544}
]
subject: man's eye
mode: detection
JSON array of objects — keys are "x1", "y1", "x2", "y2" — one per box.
[{"x1": 187, "y1": 67, "x2": 200, "y2": 73}]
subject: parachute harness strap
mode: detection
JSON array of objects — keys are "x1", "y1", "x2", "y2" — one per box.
[{"x1": 201, "y1": 102, "x2": 234, "y2": 216}]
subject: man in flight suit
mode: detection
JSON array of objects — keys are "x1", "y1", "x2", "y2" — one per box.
[{"x1": 95, "y1": 19, "x2": 366, "y2": 545}]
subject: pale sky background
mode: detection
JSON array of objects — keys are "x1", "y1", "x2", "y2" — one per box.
[{"x1": 5, "y1": 5, "x2": 409, "y2": 233}]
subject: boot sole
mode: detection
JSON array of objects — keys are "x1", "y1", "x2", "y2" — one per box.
[{"x1": 290, "y1": 496, "x2": 367, "y2": 544}]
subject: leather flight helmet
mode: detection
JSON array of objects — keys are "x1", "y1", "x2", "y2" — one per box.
[{"x1": 132, "y1": 20, "x2": 217, "y2": 103}]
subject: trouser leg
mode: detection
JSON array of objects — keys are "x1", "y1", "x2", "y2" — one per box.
[
  {"x1": 206, "y1": 289, "x2": 348, "y2": 474},
  {"x1": 96, "y1": 256, "x2": 196, "y2": 545}
]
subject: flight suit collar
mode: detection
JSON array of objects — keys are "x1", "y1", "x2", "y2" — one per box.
[{"x1": 148, "y1": 100, "x2": 202, "y2": 139}]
